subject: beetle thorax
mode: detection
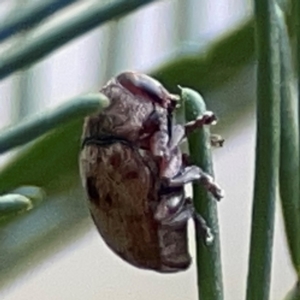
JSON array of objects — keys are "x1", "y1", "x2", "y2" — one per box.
[{"x1": 83, "y1": 78, "x2": 168, "y2": 144}]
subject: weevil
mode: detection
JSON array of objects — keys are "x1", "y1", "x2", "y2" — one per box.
[{"x1": 80, "y1": 71, "x2": 223, "y2": 272}]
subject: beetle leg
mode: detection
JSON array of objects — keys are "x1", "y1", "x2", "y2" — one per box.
[
  {"x1": 138, "y1": 109, "x2": 170, "y2": 158},
  {"x1": 180, "y1": 197, "x2": 213, "y2": 244},
  {"x1": 145, "y1": 112, "x2": 224, "y2": 155},
  {"x1": 157, "y1": 124, "x2": 186, "y2": 178},
  {"x1": 139, "y1": 110, "x2": 161, "y2": 138},
  {"x1": 181, "y1": 153, "x2": 191, "y2": 166},
  {"x1": 138, "y1": 110, "x2": 162, "y2": 150},
  {"x1": 138, "y1": 132, "x2": 169, "y2": 157},
  {"x1": 168, "y1": 115, "x2": 224, "y2": 149},
  {"x1": 167, "y1": 166, "x2": 201, "y2": 185},
  {"x1": 167, "y1": 166, "x2": 224, "y2": 200},
  {"x1": 166, "y1": 122, "x2": 224, "y2": 172},
  {"x1": 159, "y1": 205, "x2": 193, "y2": 227},
  {"x1": 184, "y1": 111, "x2": 217, "y2": 135},
  {"x1": 168, "y1": 124, "x2": 185, "y2": 150},
  {"x1": 193, "y1": 211, "x2": 214, "y2": 245},
  {"x1": 155, "y1": 192, "x2": 186, "y2": 225},
  {"x1": 155, "y1": 195, "x2": 213, "y2": 244},
  {"x1": 150, "y1": 130, "x2": 170, "y2": 158},
  {"x1": 160, "y1": 147, "x2": 182, "y2": 179}
]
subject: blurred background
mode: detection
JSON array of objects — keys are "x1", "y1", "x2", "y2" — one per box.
[{"x1": 0, "y1": 0, "x2": 296, "y2": 299}]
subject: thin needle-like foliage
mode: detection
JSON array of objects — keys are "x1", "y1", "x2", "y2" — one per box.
[
  {"x1": 1, "y1": 0, "x2": 300, "y2": 298},
  {"x1": 183, "y1": 88, "x2": 223, "y2": 300},
  {"x1": 246, "y1": 0, "x2": 281, "y2": 299}
]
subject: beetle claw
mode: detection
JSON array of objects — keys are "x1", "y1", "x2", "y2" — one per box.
[
  {"x1": 192, "y1": 208, "x2": 214, "y2": 245},
  {"x1": 198, "y1": 174, "x2": 225, "y2": 201},
  {"x1": 210, "y1": 134, "x2": 225, "y2": 147}
]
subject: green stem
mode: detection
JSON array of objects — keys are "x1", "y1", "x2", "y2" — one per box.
[
  {"x1": 277, "y1": 5, "x2": 300, "y2": 275},
  {"x1": 0, "y1": 194, "x2": 32, "y2": 218},
  {"x1": 292, "y1": 0, "x2": 300, "y2": 257},
  {"x1": 0, "y1": 0, "x2": 156, "y2": 81},
  {"x1": 183, "y1": 88, "x2": 223, "y2": 300},
  {"x1": 0, "y1": 93, "x2": 109, "y2": 154},
  {"x1": 292, "y1": 0, "x2": 300, "y2": 145},
  {"x1": 0, "y1": 186, "x2": 45, "y2": 224},
  {"x1": 0, "y1": 0, "x2": 79, "y2": 42},
  {"x1": 246, "y1": 0, "x2": 281, "y2": 299}
]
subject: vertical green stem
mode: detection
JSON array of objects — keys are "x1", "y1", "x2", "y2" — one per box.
[
  {"x1": 183, "y1": 88, "x2": 223, "y2": 300},
  {"x1": 293, "y1": 0, "x2": 300, "y2": 143},
  {"x1": 246, "y1": 0, "x2": 281, "y2": 299},
  {"x1": 277, "y1": 5, "x2": 300, "y2": 275},
  {"x1": 293, "y1": 0, "x2": 300, "y2": 250}
]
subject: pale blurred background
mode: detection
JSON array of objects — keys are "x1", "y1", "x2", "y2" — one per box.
[{"x1": 0, "y1": 0, "x2": 296, "y2": 299}]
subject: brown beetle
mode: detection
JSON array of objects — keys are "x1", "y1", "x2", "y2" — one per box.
[{"x1": 79, "y1": 71, "x2": 223, "y2": 272}]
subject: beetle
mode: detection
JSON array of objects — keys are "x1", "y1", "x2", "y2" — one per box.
[{"x1": 79, "y1": 71, "x2": 223, "y2": 272}]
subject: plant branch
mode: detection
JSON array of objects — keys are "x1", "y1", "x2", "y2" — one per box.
[
  {"x1": 246, "y1": 0, "x2": 281, "y2": 299},
  {"x1": 0, "y1": 93, "x2": 109, "y2": 154},
  {"x1": 0, "y1": 0, "x2": 79, "y2": 42},
  {"x1": 0, "y1": 194, "x2": 32, "y2": 219},
  {"x1": 183, "y1": 87, "x2": 223, "y2": 300},
  {"x1": 0, "y1": 0, "x2": 157, "y2": 81},
  {"x1": 277, "y1": 5, "x2": 300, "y2": 276},
  {"x1": 292, "y1": 0, "x2": 300, "y2": 153}
]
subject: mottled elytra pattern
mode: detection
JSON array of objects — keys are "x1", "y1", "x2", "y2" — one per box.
[{"x1": 81, "y1": 141, "x2": 190, "y2": 271}]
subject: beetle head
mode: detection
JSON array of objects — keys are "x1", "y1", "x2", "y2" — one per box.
[{"x1": 116, "y1": 71, "x2": 179, "y2": 112}]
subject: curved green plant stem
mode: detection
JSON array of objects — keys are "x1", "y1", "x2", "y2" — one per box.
[
  {"x1": 0, "y1": 194, "x2": 32, "y2": 219},
  {"x1": 246, "y1": 0, "x2": 281, "y2": 299},
  {"x1": 182, "y1": 88, "x2": 223, "y2": 300},
  {"x1": 0, "y1": 93, "x2": 109, "y2": 154},
  {"x1": 277, "y1": 5, "x2": 300, "y2": 275},
  {"x1": 0, "y1": 0, "x2": 79, "y2": 42},
  {"x1": 0, "y1": 0, "x2": 156, "y2": 81}
]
